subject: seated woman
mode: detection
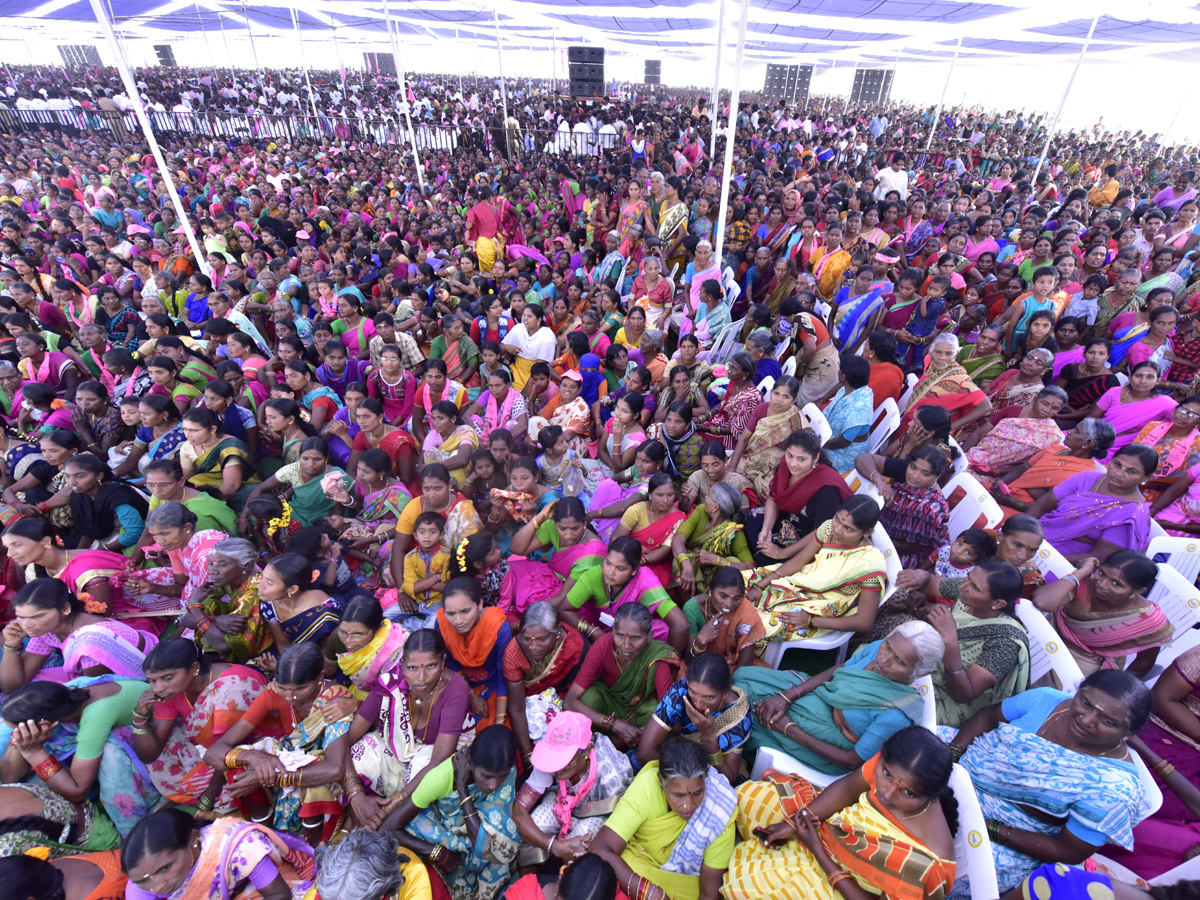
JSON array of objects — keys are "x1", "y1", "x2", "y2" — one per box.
[
  {"x1": 1033, "y1": 550, "x2": 1173, "y2": 678},
  {"x1": 684, "y1": 441, "x2": 756, "y2": 513},
  {"x1": 0, "y1": 782, "x2": 117, "y2": 857},
  {"x1": 286, "y1": 361, "x2": 341, "y2": 433},
  {"x1": 858, "y1": 446, "x2": 951, "y2": 569},
  {"x1": 465, "y1": 370, "x2": 530, "y2": 447},
  {"x1": 332, "y1": 596, "x2": 405, "y2": 702},
  {"x1": 728, "y1": 375, "x2": 804, "y2": 503},
  {"x1": 966, "y1": 387, "x2": 1069, "y2": 486},
  {"x1": 673, "y1": 482, "x2": 755, "y2": 597},
  {"x1": 821, "y1": 356, "x2": 876, "y2": 475},
  {"x1": 62, "y1": 453, "x2": 147, "y2": 556},
  {"x1": 591, "y1": 736, "x2": 736, "y2": 900},
  {"x1": 125, "y1": 501, "x2": 229, "y2": 614},
  {"x1": 503, "y1": 497, "x2": 607, "y2": 623},
  {"x1": 896, "y1": 333, "x2": 992, "y2": 441},
  {"x1": 948, "y1": 670, "x2": 1153, "y2": 897},
  {"x1": 1132, "y1": 395, "x2": 1200, "y2": 505},
  {"x1": 683, "y1": 565, "x2": 765, "y2": 669},
  {"x1": 513, "y1": 711, "x2": 634, "y2": 868},
  {"x1": 1055, "y1": 337, "x2": 1119, "y2": 428},
  {"x1": 744, "y1": 496, "x2": 887, "y2": 645},
  {"x1": 184, "y1": 538, "x2": 272, "y2": 663},
  {"x1": 121, "y1": 809, "x2": 315, "y2": 900},
  {"x1": 348, "y1": 398, "x2": 420, "y2": 495},
  {"x1": 562, "y1": 536, "x2": 690, "y2": 652},
  {"x1": 308, "y1": 829, "x2": 430, "y2": 900},
  {"x1": 724, "y1": 726, "x2": 957, "y2": 900},
  {"x1": 178, "y1": 408, "x2": 259, "y2": 513},
  {"x1": 379, "y1": 725, "x2": 521, "y2": 900},
  {"x1": 649, "y1": 401, "x2": 705, "y2": 483},
  {"x1": 1029, "y1": 443, "x2": 1158, "y2": 562},
  {"x1": 146, "y1": 355, "x2": 200, "y2": 415},
  {"x1": 635, "y1": 651, "x2": 751, "y2": 783},
  {"x1": 421, "y1": 400, "x2": 477, "y2": 489},
  {"x1": 135, "y1": 638, "x2": 267, "y2": 815},
  {"x1": 1, "y1": 676, "x2": 161, "y2": 837},
  {"x1": 506, "y1": 854, "x2": 618, "y2": 900},
  {"x1": 345, "y1": 628, "x2": 473, "y2": 828},
  {"x1": 207, "y1": 643, "x2": 354, "y2": 844},
  {"x1": 255, "y1": 552, "x2": 342, "y2": 665},
  {"x1": 502, "y1": 601, "x2": 587, "y2": 767},
  {"x1": 144, "y1": 457, "x2": 238, "y2": 535},
  {"x1": 698, "y1": 352, "x2": 762, "y2": 453},
  {"x1": 586, "y1": 438, "x2": 665, "y2": 544},
  {"x1": 733, "y1": 620, "x2": 944, "y2": 776},
  {"x1": 0, "y1": 577, "x2": 156, "y2": 691},
  {"x1": 1086, "y1": 361, "x2": 1177, "y2": 461},
  {"x1": 0, "y1": 847, "x2": 126, "y2": 900},
  {"x1": 612, "y1": 473, "x2": 687, "y2": 588},
  {"x1": 991, "y1": 419, "x2": 1116, "y2": 516},
  {"x1": 437, "y1": 576, "x2": 514, "y2": 731},
  {"x1": 564, "y1": 603, "x2": 681, "y2": 752},
  {"x1": 243, "y1": 436, "x2": 352, "y2": 529}
]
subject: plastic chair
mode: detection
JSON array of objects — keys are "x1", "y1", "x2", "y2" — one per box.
[
  {"x1": 761, "y1": 628, "x2": 852, "y2": 670},
  {"x1": 947, "y1": 436, "x2": 968, "y2": 476},
  {"x1": 722, "y1": 266, "x2": 741, "y2": 305},
  {"x1": 949, "y1": 764, "x2": 1001, "y2": 900},
  {"x1": 1144, "y1": 563, "x2": 1200, "y2": 679},
  {"x1": 866, "y1": 397, "x2": 901, "y2": 454},
  {"x1": 1147, "y1": 535, "x2": 1200, "y2": 586},
  {"x1": 1015, "y1": 600, "x2": 1085, "y2": 691},
  {"x1": 709, "y1": 318, "x2": 745, "y2": 366},
  {"x1": 897, "y1": 372, "x2": 919, "y2": 413},
  {"x1": 873, "y1": 522, "x2": 903, "y2": 603},
  {"x1": 1032, "y1": 540, "x2": 1075, "y2": 582},
  {"x1": 801, "y1": 403, "x2": 832, "y2": 445},
  {"x1": 941, "y1": 471, "x2": 1003, "y2": 539},
  {"x1": 758, "y1": 375, "x2": 775, "y2": 400},
  {"x1": 781, "y1": 356, "x2": 797, "y2": 377},
  {"x1": 1115, "y1": 371, "x2": 1130, "y2": 386},
  {"x1": 1148, "y1": 518, "x2": 1169, "y2": 543}
]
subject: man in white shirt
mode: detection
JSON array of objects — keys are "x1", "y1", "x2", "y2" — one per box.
[{"x1": 874, "y1": 152, "x2": 909, "y2": 201}]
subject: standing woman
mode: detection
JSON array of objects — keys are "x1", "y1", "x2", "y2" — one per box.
[
  {"x1": 502, "y1": 304, "x2": 557, "y2": 392},
  {"x1": 437, "y1": 576, "x2": 514, "y2": 730}
]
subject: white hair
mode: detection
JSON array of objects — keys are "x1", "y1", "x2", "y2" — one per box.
[
  {"x1": 314, "y1": 831, "x2": 404, "y2": 900},
  {"x1": 892, "y1": 620, "x2": 947, "y2": 680},
  {"x1": 930, "y1": 332, "x2": 960, "y2": 354}
]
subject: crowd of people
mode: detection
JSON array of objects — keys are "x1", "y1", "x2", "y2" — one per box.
[{"x1": 0, "y1": 58, "x2": 1198, "y2": 900}]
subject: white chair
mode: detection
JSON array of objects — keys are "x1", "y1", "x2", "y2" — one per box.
[
  {"x1": 949, "y1": 764, "x2": 1001, "y2": 900},
  {"x1": 781, "y1": 355, "x2": 797, "y2": 377},
  {"x1": 1147, "y1": 535, "x2": 1200, "y2": 586},
  {"x1": 866, "y1": 397, "x2": 901, "y2": 454},
  {"x1": 941, "y1": 471, "x2": 1003, "y2": 539},
  {"x1": 1115, "y1": 371, "x2": 1130, "y2": 386},
  {"x1": 721, "y1": 265, "x2": 741, "y2": 305},
  {"x1": 947, "y1": 436, "x2": 968, "y2": 476},
  {"x1": 709, "y1": 318, "x2": 744, "y2": 366},
  {"x1": 1149, "y1": 518, "x2": 1169, "y2": 543},
  {"x1": 873, "y1": 522, "x2": 903, "y2": 603},
  {"x1": 1145, "y1": 563, "x2": 1200, "y2": 678},
  {"x1": 1015, "y1": 600, "x2": 1085, "y2": 691},
  {"x1": 748, "y1": 676, "x2": 938, "y2": 783},
  {"x1": 801, "y1": 402, "x2": 832, "y2": 445},
  {"x1": 896, "y1": 372, "x2": 919, "y2": 413},
  {"x1": 758, "y1": 375, "x2": 775, "y2": 400},
  {"x1": 774, "y1": 338, "x2": 791, "y2": 360},
  {"x1": 761, "y1": 628, "x2": 852, "y2": 670},
  {"x1": 1032, "y1": 540, "x2": 1075, "y2": 582},
  {"x1": 853, "y1": 476, "x2": 885, "y2": 508}
]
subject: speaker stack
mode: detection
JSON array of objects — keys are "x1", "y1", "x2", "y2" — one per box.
[
  {"x1": 644, "y1": 60, "x2": 661, "y2": 85},
  {"x1": 763, "y1": 64, "x2": 813, "y2": 103},
  {"x1": 568, "y1": 46, "x2": 606, "y2": 98},
  {"x1": 153, "y1": 44, "x2": 178, "y2": 68},
  {"x1": 850, "y1": 68, "x2": 894, "y2": 105}
]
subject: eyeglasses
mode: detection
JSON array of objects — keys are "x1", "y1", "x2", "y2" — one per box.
[{"x1": 1179, "y1": 409, "x2": 1200, "y2": 419}]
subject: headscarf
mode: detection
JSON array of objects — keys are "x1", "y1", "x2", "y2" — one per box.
[
  {"x1": 580, "y1": 353, "x2": 603, "y2": 407},
  {"x1": 783, "y1": 188, "x2": 804, "y2": 225}
]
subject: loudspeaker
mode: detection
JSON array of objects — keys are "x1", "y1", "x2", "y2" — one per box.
[
  {"x1": 850, "y1": 68, "x2": 894, "y2": 105},
  {"x1": 153, "y1": 44, "x2": 177, "y2": 68},
  {"x1": 567, "y1": 46, "x2": 604, "y2": 64},
  {"x1": 363, "y1": 52, "x2": 396, "y2": 76},
  {"x1": 569, "y1": 82, "x2": 606, "y2": 99},
  {"x1": 569, "y1": 62, "x2": 604, "y2": 82},
  {"x1": 645, "y1": 75, "x2": 660, "y2": 85},
  {"x1": 644, "y1": 59, "x2": 661, "y2": 80},
  {"x1": 763, "y1": 64, "x2": 813, "y2": 103},
  {"x1": 57, "y1": 44, "x2": 101, "y2": 66}
]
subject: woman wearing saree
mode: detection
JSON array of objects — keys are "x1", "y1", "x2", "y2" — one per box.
[
  {"x1": 348, "y1": 399, "x2": 419, "y2": 495},
  {"x1": 898, "y1": 334, "x2": 992, "y2": 440},
  {"x1": 821, "y1": 360, "x2": 876, "y2": 475},
  {"x1": 957, "y1": 324, "x2": 1007, "y2": 389},
  {"x1": 379, "y1": 725, "x2": 520, "y2": 900},
  {"x1": 1087, "y1": 362, "x2": 1178, "y2": 460},
  {"x1": 745, "y1": 496, "x2": 887, "y2": 646},
  {"x1": 345, "y1": 627, "x2": 474, "y2": 829},
  {"x1": 465, "y1": 370, "x2": 530, "y2": 447},
  {"x1": 613, "y1": 474, "x2": 687, "y2": 589},
  {"x1": 420, "y1": 401, "x2": 477, "y2": 489},
  {"x1": 503, "y1": 497, "x2": 606, "y2": 623},
  {"x1": 729, "y1": 378, "x2": 803, "y2": 501},
  {"x1": 0, "y1": 783, "x2": 118, "y2": 858},
  {"x1": 178, "y1": 409, "x2": 259, "y2": 513},
  {"x1": 436, "y1": 577, "x2": 513, "y2": 731},
  {"x1": 16, "y1": 333, "x2": 79, "y2": 401},
  {"x1": 501, "y1": 305, "x2": 557, "y2": 393},
  {"x1": 657, "y1": 177, "x2": 691, "y2": 276},
  {"x1": 245, "y1": 437, "x2": 352, "y2": 529},
  {"x1": 1095, "y1": 269, "x2": 1145, "y2": 334},
  {"x1": 673, "y1": 483, "x2": 754, "y2": 597},
  {"x1": 183, "y1": 538, "x2": 273, "y2": 664},
  {"x1": 617, "y1": 180, "x2": 652, "y2": 260},
  {"x1": 591, "y1": 737, "x2": 734, "y2": 900},
  {"x1": 1029, "y1": 444, "x2": 1157, "y2": 563},
  {"x1": 681, "y1": 240, "x2": 722, "y2": 332},
  {"x1": 1137, "y1": 246, "x2": 1185, "y2": 300},
  {"x1": 991, "y1": 420, "x2": 1117, "y2": 515},
  {"x1": 973, "y1": 348, "x2": 1055, "y2": 425},
  {"x1": 966, "y1": 388, "x2": 1068, "y2": 484},
  {"x1": 1033, "y1": 551, "x2": 1173, "y2": 677},
  {"x1": 697, "y1": 353, "x2": 761, "y2": 454},
  {"x1": 1055, "y1": 338, "x2": 1119, "y2": 428},
  {"x1": 430, "y1": 316, "x2": 482, "y2": 391},
  {"x1": 285, "y1": 362, "x2": 340, "y2": 433},
  {"x1": 135, "y1": 639, "x2": 268, "y2": 813},
  {"x1": 947, "y1": 671, "x2": 1151, "y2": 897},
  {"x1": 529, "y1": 369, "x2": 592, "y2": 458},
  {"x1": 207, "y1": 643, "x2": 354, "y2": 843},
  {"x1": 725, "y1": 727, "x2": 956, "y2": 900},
  {"x1": 114, "y1": 396, "x2": 185, "y2": 480},
  {"x1": 631, "y1": 256, "x2": 673, "y2": 333},
  {"x1": 830, "y1": 266, "x2": 885, "y2": 354},
  {"x1": 63, "y1": 455, "x2": 147, "y2": 556},
  {"x1": 121, "y1": 811, "x2": 315, "y2": 900},
  {"x1": 411, "y1": 360, "x2": 468, "y2": 447}
]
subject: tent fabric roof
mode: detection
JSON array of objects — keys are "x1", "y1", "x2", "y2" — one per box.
[{"x1": 6, "y1": 0, "x2": 1200, "y2": 68}]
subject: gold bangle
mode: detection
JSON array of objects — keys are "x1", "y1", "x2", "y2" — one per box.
[
  {"x1": 224, "y1": 749, "x2": 242, "y2": 769},
  {"x1": 827, "y1": 871, "x2": 853, "y2": 889}
]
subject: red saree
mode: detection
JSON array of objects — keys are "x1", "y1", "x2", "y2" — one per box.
[
  {"x1": 631, "y1": 508, "x2": 688, "y2": 588},
  {"x1": 898, "y1": 362, "x2": 986, "y2": 435}
]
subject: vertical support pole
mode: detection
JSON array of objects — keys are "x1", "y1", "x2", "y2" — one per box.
[
  {"x1": 1031, "y1": 14, "x2": 1100, "y2": 185},
  {"x1": 381, "y1": 0, "x2": 425, "y2": 192},
  {"x1": 925, "y1": 36, "x2": 962, "y2": 151},
  {"x1": 241, "y1": 3, "x2": 261, "y2": 74},
  {"x1": 713, "y1": 0, "x2": 750, "y2": 268},
  {"x1": 494, "y1": 5, "x2": 512, "y2": 160},
  {"x1": 709, "y1": 0, "x2": 726, "y2": 162},
  {"x1": 289, "y1": 7, "x2": 322, "y2": 129}
]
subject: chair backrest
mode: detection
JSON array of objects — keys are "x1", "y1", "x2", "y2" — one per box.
[
  {"x1": 866, "y1": 397, "x2": 901, "y2": 454},
  {"x1": 1148, "y1": 562, "x2": 1200, "y2": 638},
  {"x1": 949, "y1": 764, "x2": 1000, "y2": 900},
  {"x1": 781, "y1": 356, "x2": 798, "y2": 377},
  {"x1": 801, "y1": 402, "x2": 833, "y2": 445},
  {"x1": 749, "y1": 746, "x2": 837, "y2": 787},
  {"x1": 1033, "y1": 540, "x2": 1075, "y2": 581},
  {"x1": 897, "y1": 372, "x2": 920, "y2": 413},
  {"x1": 1015, "y1": 600, "x2": 1085, "y2": 691},
  {"x1": 1148, "y1": 518, "x2": 1169, "y2": 543},
  {"x1": 709, "y1": 318, "x2": 745, "y2": 365},
  {"x1": 872, "y1": 522, "x2": 902, "y2": 602},
  {"x1": 1115, "y1": 371, "x2": 1130, "y2": 386},
  {"x1": 1132, "y1": 749, "x2": 1165, "y2": 819},
  {"x1": 722, "y1": 266, "x2": 741, "y2": 303},
  {"x1": 947, "y1": 436, "x2": 968, "y2": 476},
  {"x1": 758, "y1": 375, "x2": 775, "y2": 399},
  {"x1": 913, "y1": 674, "x2": 937, "y2": 731},
  {"x1": 774, "y1": 338, "x2": 791, "y2": 360},
  {"x1": 1147, "y1": 535, "x2": 1200, "y2": 585},
  {"x1": 941, "y1": 471, "x2": 1004, "y2": 539}
]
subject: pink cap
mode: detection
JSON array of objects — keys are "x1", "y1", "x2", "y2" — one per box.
[{"x1": 530, "y1": 711, "x2": 591, "y2": 773}]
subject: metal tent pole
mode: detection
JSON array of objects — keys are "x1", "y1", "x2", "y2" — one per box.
[
  {"x1": 332, "y1": 25, "x2": 345, "y2": 90},
  {"x1": 240, "y1": 3, "x2": 261, "y2": 74},
  {"x1": 456, "y1": 27, "x2": 463, "y2": 97},
  {"x1": 925, "y1": 36, "x2": 962, "y2": 151},
  {"x1": 1031, "y1": 14, "x2": 1099, "y2": 186},
  {"x1": 551, "y1": 29, "x2": 556, "y2": 95},
  {"x1": 713, "y1": 0, "x2": 750, "y2": 267},
  {"x1": 1163, "y1": 88, "x2": 1190, "y2": 150},
  {"x1": 87, "y1": 0, "x2": 208, "y2": 276},
  {"x1": 381, "y1": 0, "x2": 426, "y2": 192},
  {"x1": 289, "y1": 7, "x2": 323, "y2": 128},
  {"x1": 493, "y1": 5, "x2": 512, "y2": 160},
  {"x1": 709, "y1": 0, "x2": 726, "y2": 162}
]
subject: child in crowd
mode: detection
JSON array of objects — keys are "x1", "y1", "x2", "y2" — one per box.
[{"x1": 395, "y1": 510, "x2": 451, "y2": 628}]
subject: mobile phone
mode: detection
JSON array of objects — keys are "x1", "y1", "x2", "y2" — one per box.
[{"x1": 752, "y1": 827, "x2": 772, "y2": 842}]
